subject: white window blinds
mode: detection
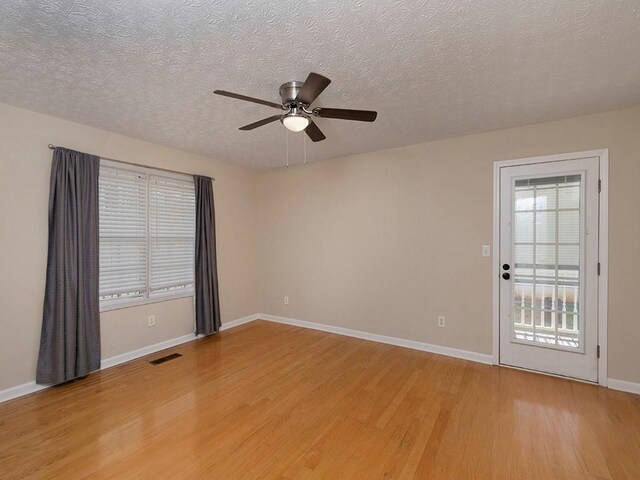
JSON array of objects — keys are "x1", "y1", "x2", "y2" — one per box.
[
  {"x1": 149, "y1": 175, "x2": 195, "y2": 296},
  {"x1": 98, "y1": 162, "x2": 195, "y2": 310},
  {"x1": 99, "y1": 166, "x2": 148, "y2": 304}
]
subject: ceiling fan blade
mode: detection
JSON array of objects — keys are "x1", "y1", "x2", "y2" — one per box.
[
  {"x1": 238, "y1": 115, "x2": 282, "y2": 130},
  {"x1": 305, "y1": 121, "x2": 326, "y2": 142},
  {"x1": 296, "y1": 72, "x2": 331, "y2": 105},
  {"x1": 214, "y1": 90, "x2": 282, "y2": 109},
  {"x1": 315, "y1": 108, "x2": 377, "y2": 122}
]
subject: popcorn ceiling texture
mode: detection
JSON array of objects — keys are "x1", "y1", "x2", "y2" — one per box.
[{"x1": 0, "y1": 0, "x2": 639, "y2": 169}]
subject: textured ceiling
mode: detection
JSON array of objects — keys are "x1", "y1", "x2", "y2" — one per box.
[{"x1": 1, "y1": 1, "x2": 639, "y2": 169}]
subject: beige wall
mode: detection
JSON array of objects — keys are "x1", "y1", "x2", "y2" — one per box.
[
  {"x1": 0, "y1": 102, "x2": 259, "y2": 390},
  {"x1": 257, "y1": 106, "x2": 640, "y2": 384},
  {"x1": 2, "y1": 102, "x2": 639, "y2": 392}
]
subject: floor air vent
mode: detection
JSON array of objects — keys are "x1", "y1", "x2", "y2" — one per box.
[{"x1": 149, "y1": 353, "x2": 182, "y2": 365}]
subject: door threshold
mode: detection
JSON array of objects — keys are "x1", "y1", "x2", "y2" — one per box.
[{"x1": 498, "y1": 362, "x2": 598, "y2": 386}]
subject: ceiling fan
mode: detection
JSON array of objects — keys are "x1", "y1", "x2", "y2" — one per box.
[{"x1": 214, "y1": 72, "x2": 377, "y2": 142}]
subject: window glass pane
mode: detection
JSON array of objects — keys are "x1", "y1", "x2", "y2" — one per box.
[
  {"x1": 535, "y1": 244, "x2": 556, "y2": 267},
  {"x1": 558, "y1": 245, "x2": 580, "y2": 270},
  {"x1": 558, "y1": 210, "x2": 580, "y2": 243},
  {"x1": 535, "y1": 211, "x2": 556, "y2": 243},
  {"x1": 514, "y1": 211, "x2": 533, "y2": 243},
  {"x1": 515, "y1": 188, "x2": 535, "y2": 211},
  {"x1": 558, "y1": 184, "x2": 580, "y2": 209},
  {"x1": 512, "y1": 173, "x2": 582, "y2": 350},
  {"x1": 535, "y1": 186, "x2": 557, "y2": 210}
]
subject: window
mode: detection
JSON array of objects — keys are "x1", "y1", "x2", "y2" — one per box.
[{"x1": 99, "y1": 160, "x2": 195, "y2": 310}]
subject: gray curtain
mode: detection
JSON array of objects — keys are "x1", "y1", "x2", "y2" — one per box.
[
  {"x1": 36, "y1": 147, "x2": 101, "y2": 385},
  {"x1": 194, "y1": 175, "x2": 221, "y2": 336}
]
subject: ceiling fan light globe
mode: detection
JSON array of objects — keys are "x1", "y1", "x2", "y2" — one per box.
[{"x1": 282, "y1": 115, "x2": 310, "y2": 132}]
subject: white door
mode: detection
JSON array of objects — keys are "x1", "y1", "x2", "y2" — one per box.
[{"x1": 499, "y1": 156, "x2": 600, "y2": 382}]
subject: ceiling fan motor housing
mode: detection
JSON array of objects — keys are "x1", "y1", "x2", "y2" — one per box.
[{"x1": 279, "y1": 81, "x2": 305, "y2": 107}]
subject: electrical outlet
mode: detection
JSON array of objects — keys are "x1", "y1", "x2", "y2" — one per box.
[
  {"x1": 148, "y1": 315, "x2": 156, "y2": 327},
  {"x1": 437, "y1": 316, "x2": 446, "y2": 328},
  {"x1": 284, "y1": 296, "x2": 289, "y2": 305}
]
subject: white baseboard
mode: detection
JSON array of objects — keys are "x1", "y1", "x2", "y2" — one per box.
[
  {"x1": 100, "y1": 333, "x2": 197, "y2": 370},
  {"x1": 258, "y1": 314, "x2": 494, "y2": 365},
  {"x1": 608, "y1": 378, "x2": 640, "y2": 395},
  {"x1": 0, "y1": 313, "x2": 259, "y2": 404},
  {"x1": 0, "y1": 382, "x2": 49, "y2": 404},
  {"x1": 5, "y1": 312, "x2": 635, "y2": 404},
  {"x1": 220, "y1": 313, "x2": 260, "y2": 331}
]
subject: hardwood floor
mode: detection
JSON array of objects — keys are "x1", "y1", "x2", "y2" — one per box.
[{"x1": 1, "y1": 320, "x2": 639, "y2": 479}]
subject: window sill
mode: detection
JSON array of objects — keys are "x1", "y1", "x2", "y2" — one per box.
[{"x1": 99, "y1": 293, "x2": 194, "y2": 313}]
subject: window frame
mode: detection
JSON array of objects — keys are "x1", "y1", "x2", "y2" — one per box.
[{"x1": 99, "y1": 159, "x2": 195, "y2": 312}]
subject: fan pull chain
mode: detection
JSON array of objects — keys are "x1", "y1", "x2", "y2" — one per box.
[
  {"x1": 304, "y1": 132, "x2": 307, "y2": 166},
  {"x1": 286, "y1": 129, "x2": 289, "y2": 168}
]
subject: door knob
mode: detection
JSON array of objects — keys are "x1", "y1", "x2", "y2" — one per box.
[
  {"x1": 502, "y1": 263, "x2": 510, "y2": 271},
  {"x1": 502, "y1": 272, "x2": 510, "y2": 280}
]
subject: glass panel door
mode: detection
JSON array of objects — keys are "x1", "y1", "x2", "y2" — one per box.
[{"x1": 499, "y1": 156, "x2": 600, "y2": 382}]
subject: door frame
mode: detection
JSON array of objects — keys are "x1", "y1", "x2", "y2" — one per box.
[{"x1": 492, "y1": 149, "x2": 609, "y2": 386}]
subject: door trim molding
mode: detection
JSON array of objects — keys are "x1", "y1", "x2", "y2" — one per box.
[{"x1": 492, "y1": 149, "x2": 609, "y2": 386}]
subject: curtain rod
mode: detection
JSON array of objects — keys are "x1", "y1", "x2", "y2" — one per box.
[{"x1": 47, "y1": 144, "x2": 215, "y2": 181}]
